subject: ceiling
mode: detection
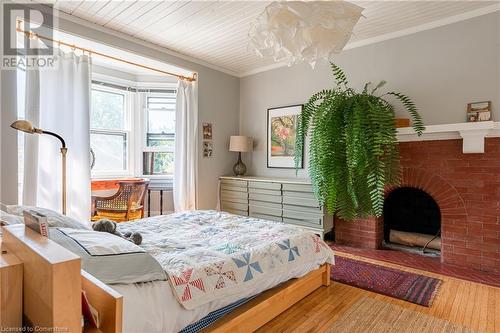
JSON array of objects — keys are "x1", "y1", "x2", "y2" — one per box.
[{"x1": 43, "y1": 1, "x2": 499, "y2": 76}]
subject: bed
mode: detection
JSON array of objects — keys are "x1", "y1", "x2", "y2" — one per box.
[{"x1": 1, "y1": 209, "x2": 334, "y2": 333}]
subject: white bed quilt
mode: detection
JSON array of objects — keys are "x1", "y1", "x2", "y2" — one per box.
[{"x1": 118, "y1": 210, "x2": 334, "y2": 310}]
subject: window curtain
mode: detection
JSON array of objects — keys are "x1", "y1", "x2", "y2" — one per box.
[
  {"x1": 23, "y1": 50, "x2": 91, "y2": 222},
  {"x1": 174, "y1": 79, "x2": 198, "y2": 211}
]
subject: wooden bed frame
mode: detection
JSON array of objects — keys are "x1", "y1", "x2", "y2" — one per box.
[{"x1": 1, "y1": 224, "x2": 330, "y2": 333}]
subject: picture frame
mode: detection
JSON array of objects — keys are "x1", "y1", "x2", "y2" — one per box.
[
  {"x1": 267, "y1": 104, "x2": 304, "y2": 169},
  {"x1": 467, "y1": 101, "x2": 491, "y2": 122},
  {"x1": 202, "y1": 123, "x2": 213, "y2": 140},
  {"x1": 203, "y1": 140, "x2": 213, "y2": 158}
]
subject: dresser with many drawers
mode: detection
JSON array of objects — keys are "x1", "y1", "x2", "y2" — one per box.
[{"x1": 219, "y1": 176, "x2": 333, "y2": 237}]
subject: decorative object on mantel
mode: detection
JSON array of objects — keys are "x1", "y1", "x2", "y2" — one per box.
[
  {"x1": 11, "y1": 120, "x2": 68, "y2": 215},
  {"x1": 467, "y1": 101, "x2": 491, "y2": 122},
  {"x1": 268, "y1": 105, "x2": 304, "y2": 169},
  {"x1": 295, "y1": 63, "x2": 424, "y2": 220},
  {"x1": 229, "y1": 136, "x2": 253, "y2": 176},
  {"x1": 395, "y1": 118, "x2": 410, "y2": 128},
  {"x1": 249, "y1": 1, "x2": 364, "y2": 67}
]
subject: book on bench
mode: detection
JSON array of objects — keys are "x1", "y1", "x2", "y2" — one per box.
[{"x1": 23, "y1": 210, "x2": 49, "y2": 237}]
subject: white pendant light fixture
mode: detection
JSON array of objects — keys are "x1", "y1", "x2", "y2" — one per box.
[{"x1": 249, "y1": 1, "x2": 364, "y2": 68}]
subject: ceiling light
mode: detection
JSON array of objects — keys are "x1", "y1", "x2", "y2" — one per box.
[{"x1": 249, "y1": 1, "x2": 364, "y2": 68}]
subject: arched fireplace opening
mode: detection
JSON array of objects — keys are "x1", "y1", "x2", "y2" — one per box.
[{"x1": 383, "y1": 187, "x2": 441, "y2": 254}]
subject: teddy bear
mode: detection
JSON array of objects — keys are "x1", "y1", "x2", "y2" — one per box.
[{"x1": 92, "y1": 219, "x2": 142, "y2": 245}]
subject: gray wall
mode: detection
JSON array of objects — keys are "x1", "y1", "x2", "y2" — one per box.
[{"x1": 239, "y1": 12, "x2": 500, "y2": 179}]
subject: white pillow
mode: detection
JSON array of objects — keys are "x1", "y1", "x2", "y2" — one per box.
[
  {"x1": 0, "y1": 210, "x2": 23, "y2": 226},
  {"x1": 50, "y1": 228, "x2": 166, "y2": 284},
  {"x1": 6, "y1": 205, "x2": 90, "y2": 230}
]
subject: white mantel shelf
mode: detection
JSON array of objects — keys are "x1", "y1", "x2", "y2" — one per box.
[{"x1": 397, "y1": 121, "x2": 500, "y2": 153}]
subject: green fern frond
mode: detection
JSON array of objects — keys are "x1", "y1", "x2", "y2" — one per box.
[
  {"x1": 330, "y1": 62, "x2": 348, "y2": 87},
  {"x1": 295, "y1": 63, "x2": 424, "y2": 220}
]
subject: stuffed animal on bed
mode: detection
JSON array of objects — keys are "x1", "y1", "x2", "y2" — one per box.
[{"x1": 92, "y1": 219, "x2": 142, "y2": 245}]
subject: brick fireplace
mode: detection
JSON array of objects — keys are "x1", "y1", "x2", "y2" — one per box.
[{"x1": 334, "y1": 137, "x2": 500, "y2": 273}]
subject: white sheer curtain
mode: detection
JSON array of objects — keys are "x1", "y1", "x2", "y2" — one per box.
[
  {"x1": 24, "y1": 50, "x2": 91, "y2": 222},
  {"x1": 173, "y1": 79, "x2": 198, "y2": 211}
]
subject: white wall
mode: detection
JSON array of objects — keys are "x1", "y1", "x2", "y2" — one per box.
[{"x1": 239, "y1": 12, "x2": 500, "y2": 179}]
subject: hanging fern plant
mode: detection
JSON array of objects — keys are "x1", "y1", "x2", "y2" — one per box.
[{"x1": 295, "y1": 63, "x2": 425, "y2": 221}]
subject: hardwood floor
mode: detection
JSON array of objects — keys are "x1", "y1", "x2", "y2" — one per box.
[{"x1": 258, "y1": 252, "x2": 500, "y2": 333}]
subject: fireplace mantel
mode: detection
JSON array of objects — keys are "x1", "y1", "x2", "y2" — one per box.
[{"x1": 397, "y1": 121, "x2": 500, "y2": 153}]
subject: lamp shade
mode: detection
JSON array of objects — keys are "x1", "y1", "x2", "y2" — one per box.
[
  {"x1": 229, "y1": 136, "x2": 253, "y2": 152},
  {"x1": 11, "y1": 120, "x2": 36, "y2": 133}
]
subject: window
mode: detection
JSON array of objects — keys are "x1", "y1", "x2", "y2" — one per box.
[
  {"x1": 90, "y1": 86, "x2": 130, "y2": 175},
  {"x1": 143, "y1": 93, "x2": 176, "y2": 176},
  {"x1": 89, "y1": 79, "x2": 176, "y2": 179}
]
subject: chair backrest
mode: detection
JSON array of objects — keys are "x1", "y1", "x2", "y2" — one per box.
[
  {"x1": 95, "y1": 179, "x2": 149, "y2": 211},
  {"x1": 118, "y1": 180, "x2": 149, "y2": 209}
]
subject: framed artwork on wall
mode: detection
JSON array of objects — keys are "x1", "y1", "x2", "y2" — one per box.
[
  {"x1": 202, "y1": 123, "x2": 213, "y2": 140},
  {"x1": 267, "y1": 104, "x2": 304, "y2": 169},
  {"x1": 203, "y1": 141, "x2": 213, "y2": 158},
  {"x1": 466, "y1": 101, "x2": 491, "y2": 122}
]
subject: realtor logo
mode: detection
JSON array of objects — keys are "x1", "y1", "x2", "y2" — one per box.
[{"x1": 2, "y1": 2, "x2": 56, "y2": 69}]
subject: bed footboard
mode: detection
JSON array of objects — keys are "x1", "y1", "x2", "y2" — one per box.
[{"x1": 204, "y1": 263, "x2": 331, "y2": 333}]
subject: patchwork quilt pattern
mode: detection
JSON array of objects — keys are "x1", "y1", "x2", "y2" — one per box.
[{"x1": 118, "y1": 210, "x2": 335, "y2": 309}]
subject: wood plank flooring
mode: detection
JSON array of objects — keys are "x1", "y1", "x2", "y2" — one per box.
[{"x1": 257, "y1": 252, "x2": 500, "y2": 333}]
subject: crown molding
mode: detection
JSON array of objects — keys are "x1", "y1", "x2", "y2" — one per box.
[
  {"x1": 239, "y1": 61, "x2": 295, "y2": 78},
  {"x1": 240, "y1": 3, "x2": 500, "y2": 78},
  {"x1": 344, "y1": 3, "x2": 500, "y2": 51}
]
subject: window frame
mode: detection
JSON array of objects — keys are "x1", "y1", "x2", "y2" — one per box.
[
  {"x1": 90, "y1": 84, "x2": 134, "y2": 179},
  {"x1": 141, "y1": 91, "x2": 177, "y2": 178}
]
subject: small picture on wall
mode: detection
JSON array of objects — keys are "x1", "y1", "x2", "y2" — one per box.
[
  {"x1": 267, "y1": 104, "x2": 304, "y2": 169},
  {"x1": 203, "y1": 141, "x2": 213, "y2": 158},
  {"x1": 203, "y1": 123, "x2": 213, "y2": 140},
  {"x1": 467, "y1": 101, "x2": 491, "y2": 122}
]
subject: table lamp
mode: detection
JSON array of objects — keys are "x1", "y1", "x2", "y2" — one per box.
[
  {"x1": 229, "y1": 136, "x2": 253, "y2": 176},
  {"x1": 11, "y1": 120, "x2": 68, "y2": 215}
]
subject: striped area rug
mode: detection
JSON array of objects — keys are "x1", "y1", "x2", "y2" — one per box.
[{"x1": 331, "y1": 256, "x2": 442, "y2": 307}]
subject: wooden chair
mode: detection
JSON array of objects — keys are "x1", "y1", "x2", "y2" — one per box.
[{"x1": 91, "y1": 179, "x2": 149, "y2": 222}]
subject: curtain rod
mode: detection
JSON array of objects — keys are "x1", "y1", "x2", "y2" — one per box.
[
  {"x1": 16, "y1": 22, "x2": 197, "y2": 82},
  {"x1": 92, "y1": 80, "x2": 176, "y2": 94}
]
